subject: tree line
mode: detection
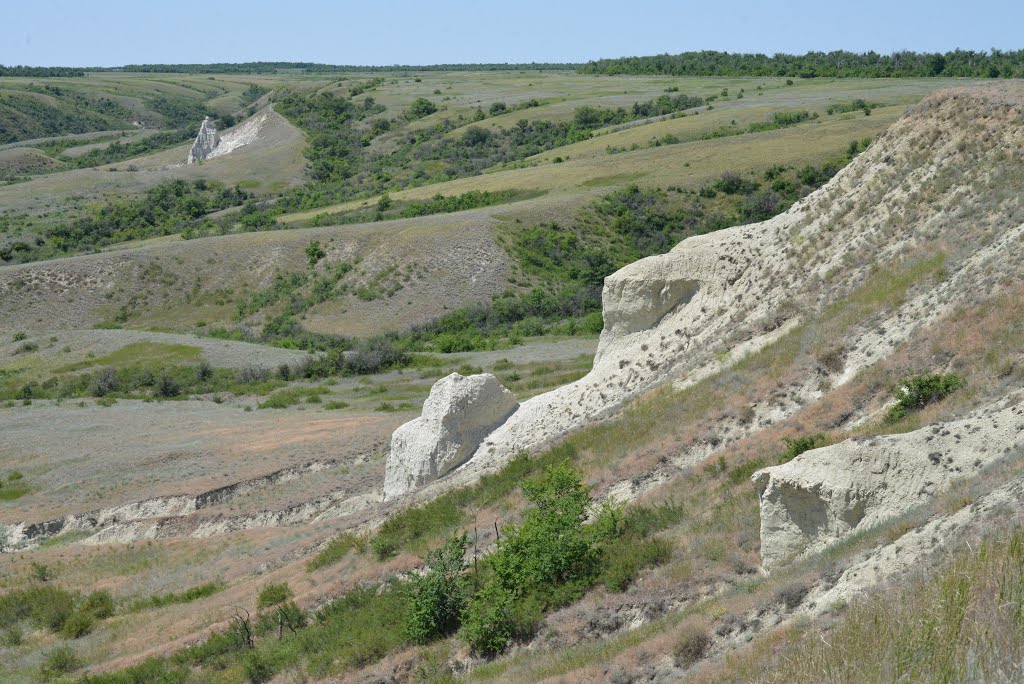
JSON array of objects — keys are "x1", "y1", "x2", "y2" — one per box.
[
  {"x1": 0, "y1": 65, "x2": 84, "y2": 77},
  {"x1": 578, "y1": 49, "x2": 1024, "y2": 78},
  {"x1": 105, "y1": 62, "x2": 580, "y2": 74}
]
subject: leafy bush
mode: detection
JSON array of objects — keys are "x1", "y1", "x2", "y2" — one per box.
[
  {"x1": 155, "y1": 373, "x2": 181, "y2": 398},
  {"x1": 406, "y1": 97, "x2": 438, "y2": 119},
  {"x1": 41, "y1": 644, "x2": 82, "y2": 680},
  {"x1": 406, "y1": 533, "x2": 468, "y2": 643},
  {"x1": 885, "y1": 373, "x2": 966, "y2": 423},
  {"x1": 777, "y1": 433, "x2": 828, "y2": 464},
  {"x1": 82, "y1": 590, "x2": 115, "y2": 618},
  {"x1": 257, "y1": 583, "x2": 293, "y2": 609},
  {"x1": 61, "y1": 609, "x2": 95, "y2": 638},
  {"x1": 306, "y1": 240, "x2": 326, "y2": 266},
  {"x1": 460, "y1": 581, "x2": 520, "y2": 656}
]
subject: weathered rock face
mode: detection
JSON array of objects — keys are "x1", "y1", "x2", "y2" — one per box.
[
  {"x1": 753, "y1": 399, "x2": 1024, "y2": 570},
  {"x1": 187, "y1": 116, "x2": 220, "y2": 164},
  {"x1": 383, "y1": 373, "x2": 518, "y2": 501}
]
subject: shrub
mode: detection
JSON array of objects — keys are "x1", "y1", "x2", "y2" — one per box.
[
  {"x1": 89, "y1": 367, "x2": 119, "y2": 397},
  {"x1": 83, "y1": 590, "x2": 115, "y2": 618},
  {"x1": 155, "y1": 373, "x2": 181, "y2": 398},
  {"x1": 31, "y1": 588, "x2": 75, "y2": 632},
  {"x1": 489, "y1": 463, "x2": 602, "y2": 595},
  {"x1": 32, "y1": 561, "x2": 54, "y2": 582},
  {"x1": 238, "y1": 366, "x2": 270, "y2": 384},
  {"x1": 460, "y1": 581, "x2": 517, "y2": 656},
  {"x1": 885, "y1": 373, "x2": 966, "y2": 423},
  {"x1": 673, "y1": 624, "x2": 712, "y2": 666},
  {"x1": 12, "y1": 332, "x2": 27, "y2": 342},
  {"x1": 244, "y1": 650, "x2": 275, "y2": 683},
  {"x1": 406, "y1": 533, "x2": 468, "y2": 643},
  {"x1": 714, "y1": 171, "x2": 746, "y2": 194},
  {"x1": 196, "y1": 360, "x2": 213, "y2": 382},
  {"x1": 61, "y1": 609, "x2": 95, "y2": 638},
  {"x1": 41, "y1": 644, "x2": 82, "y2": 680},
  {"x1": 728, "y1": 458, "x2": 766, "y2": 485},
  {"x1": 406, "y1": 97, "x2": 437, "y2": 119},
  {"x1": 371, "y1": 535, "x2": 398, "y2": 561},
  {"x1": 2, "y1": 625, "x2": 23, "y2": 646},
  {"x1": 306, "y1": 240, "x2": 326, "y2": 266},
  {"x1": 775, "y1": 581, "x2": 810, "y2": 609},
  {"x1": 777, "y1": 433, "x2": 828, "y2": 464},
  {"x1": 257, "y1": 583, "x2": 293, "y2": 609}
]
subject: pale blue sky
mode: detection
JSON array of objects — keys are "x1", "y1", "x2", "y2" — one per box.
[{"x1": 3, "y1": 0, "x2": 1021, "y2": 67}]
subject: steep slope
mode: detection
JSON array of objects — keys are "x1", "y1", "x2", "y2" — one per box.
[{"x1": 409, "y1": 84, "x2": 1024, "y2": 497}]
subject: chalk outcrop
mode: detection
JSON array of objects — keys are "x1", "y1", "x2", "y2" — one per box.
[
  {"x1": 383, "y1": 373, "x2": 518, "y2": 501},
  {"x1": 752, "y1": 399, "x2": 1024, "y2": 570},
  {"x1": 187, "y1": 116, "x2": 220, "y2": 164}
]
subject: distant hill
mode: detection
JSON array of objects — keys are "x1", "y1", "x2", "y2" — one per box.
[{"x1": 579, "y1": 49, "x2": 1024, "y2": 78}]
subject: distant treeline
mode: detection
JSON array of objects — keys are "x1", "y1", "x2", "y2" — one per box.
[
  {"x1": 106, "y1": 62, "x2": 580, "y2": 74},
  {"x1": 578, "y1": 50, "x2": 1024, "y2": 78},
  {"x1": 0, "y1": 65, "x2": 85, "y2": 77}
]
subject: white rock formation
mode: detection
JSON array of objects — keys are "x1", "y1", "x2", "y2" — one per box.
[
  {"x1": 752, "y1": 398, "x2": 1024, "y2": 570},
  {"x1": 187, "y1": 116, "x2": 220, "y2": 164},
  {"x1": 383, "y1": 373, "x2": 518, "y2": 501}
]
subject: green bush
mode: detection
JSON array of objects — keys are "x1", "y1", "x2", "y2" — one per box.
[
  {"x1": 40, "y1": 644, "x2": 82, "y2": 680},
  {"x1": 257, "y1": 583, "x2": 293, "y2": 609},
  {"x1": 462, "y1": 463, "x2": 616, "y2": 655},
  {"x1": 777, "y1": 433, "x2": 828, "y2": 464},
  {"x1": 885, "y1": 373, "x2": 966, "y2": 423},
  {"x1": 30, "y1": 587, "x2": 76, "y2": 632},
  {"x1": 155, "y1": 374, "x2": 181, "y2": 398},
  {"x1": 406, "y1": 533, "x2": 468, "y2": 643},
  {"x1": 83, "y1": 590, "x2": 115, "y2": 618},
  {"x1": 460, "y1": 580, "x2": 518, "y2": 656},
  {"x1": 489, "y1": 463, "x2": 603, "y2": 595},
  {"x1": 61, "y1": 609, "x2": 95, "y2": 638}
]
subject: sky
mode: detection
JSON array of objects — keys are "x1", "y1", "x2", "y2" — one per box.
[{"x1": 3, "y1": 0, "x2": 1022, "y2": 67}]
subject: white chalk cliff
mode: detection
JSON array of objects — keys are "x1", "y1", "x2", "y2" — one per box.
[
  {"x1": 399, "y1": 87, "x2": 1024, "y2": 503},
  {"x1": 186, "y1": 109, "x2": 274, "y2": 164},
  {"x1": 752, "y1": 398, "x2": 1024, "y2": 569},
  {"x1": 187, "y1": 116, "x2": 220, "y2": 164}
]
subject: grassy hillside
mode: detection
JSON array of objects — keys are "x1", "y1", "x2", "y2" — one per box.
[{"x1": 0, "y1": 70, "x2": 1017, "y2": 683}]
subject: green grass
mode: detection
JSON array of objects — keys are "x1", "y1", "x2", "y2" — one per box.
[
  {"x1": 56, "y1": 341, "x2": 202, "y2": 372},
  {"x1": 742, "y1": 526, "x2": 1024, "y2": 682},
  {"x1": 126, "y1": 581, "x2": 225, "y2": 612},
  {"x1": 38, "y1": 530, "x2": 93, "y2": 548},
  {"x1": 306, "y1": 532, "x2": 365, "y2": 571}
]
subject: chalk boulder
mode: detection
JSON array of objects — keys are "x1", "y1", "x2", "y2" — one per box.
[
  {"x1": 383, "y1": 373, "x2": 518, "y2": 501},
  {"x1": 753, "y1": 401, "x2": 1024, "y2": 569}
]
